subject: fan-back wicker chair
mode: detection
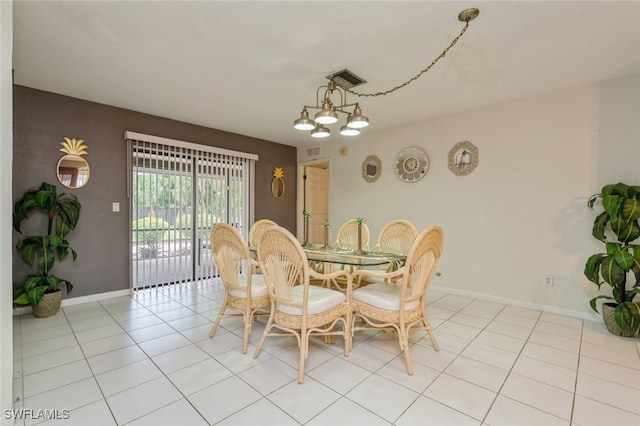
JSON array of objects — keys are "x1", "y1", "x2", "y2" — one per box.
[
  {"x1": 351, "y1": 225, "x2": 444, "y2": 375},
  {"x1": 375, "y1": 219, "x2": 419, "y2": 254},
  {"x1": 330, "y1": 219, "x2": 371, "y2": 288},
  {"x1": 254, "y1": 226, "x2": 352, "y2": 383},
  {"x1": 335, "y1": 219, "x2": 370, "y2": 251},
  {"x1": 375, "y1": 220, "x2": 419, "y2": 274},
  {"x1": 249, "y1": 219, "x2": 277, "y2": 247},
  {"x1": 209, "y1": 223, "x2": 270, "y2": 354}
]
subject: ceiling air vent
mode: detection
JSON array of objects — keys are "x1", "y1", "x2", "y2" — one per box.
[
  {"x1": 326, "y1": 69, "x2": 366, "y2": 89},
  {"x1": 306, "y1": 146, "x2": 321, "y2": 158}
]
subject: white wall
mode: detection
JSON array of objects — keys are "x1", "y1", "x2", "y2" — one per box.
[
  {"x1": 1, "y1": 1, "x2": 13, "y2": 424},
  {"x1": 298, "y1": 73, "x2": 640, "y2": 318}
]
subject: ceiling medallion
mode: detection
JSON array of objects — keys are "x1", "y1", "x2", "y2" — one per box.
[{"x1": 396, "y1": 147, "x2": 429, "y2": 183}]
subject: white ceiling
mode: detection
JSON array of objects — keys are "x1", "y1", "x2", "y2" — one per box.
[{"x1": 12, "y1": 1, "x2": 640, "y2": 148}]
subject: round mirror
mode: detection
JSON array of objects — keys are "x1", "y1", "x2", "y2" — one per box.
[
  {"x1": 57, "y1": 154, "x2": 90, "y2": 189},
  {"x1": 271, "y1": 177, "x2": 285, "y2": 198},
  {"x1": 362, "y1": 155, "x2": 381, "y2": 183},
  {"x1": 271, "y1": 166, "x2": 285, "y2": 198}
]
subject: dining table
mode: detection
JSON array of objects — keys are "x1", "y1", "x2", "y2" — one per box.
[
  {"x1": 250, "y1": 243, "x2": 406, "y2": 288},
  {"x1": 301, "y1": 244, "x2": 407, "y2": 290},
  {"x1": 302, "y1": 244, "x2": 406, "y2": 268}
]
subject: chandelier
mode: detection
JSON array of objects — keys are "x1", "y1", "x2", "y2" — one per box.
[{"x1": 293, "y1": 8, "x2": 480, "y2": 138}]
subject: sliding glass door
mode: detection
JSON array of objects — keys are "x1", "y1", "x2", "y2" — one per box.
[{"x1": 127, "y1": 132, "x2": 256, "y2": 291}]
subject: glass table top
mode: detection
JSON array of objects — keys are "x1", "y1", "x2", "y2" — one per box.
[{"x1": 302, "y1": 245, "x2": 405, "y2": 267}]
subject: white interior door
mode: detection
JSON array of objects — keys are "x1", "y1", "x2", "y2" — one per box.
[{"x1": 305, "y1": 166, "x2": 329, "y2": 244}]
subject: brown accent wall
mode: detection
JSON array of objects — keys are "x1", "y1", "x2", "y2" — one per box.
[{"x1": 12, "y1": 85, "x2": 296, "y2": 299}]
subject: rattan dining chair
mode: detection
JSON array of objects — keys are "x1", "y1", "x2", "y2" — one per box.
[
  {"x1": 209, "y1": 223, "x2": 270, "y2": 354},
  {"x1": 249, "y1": 219, "x2": 277, "y2": 247},
  {"x1": 375, "y1": 219, "x2": 419, "y2": 254},
  {"x1": 335, "y1": 218, "x2": 370, "y2": 250},
  {"x1": 333, "y1": 219, "x2": 371, "y2": 288},
  {"x1": 375, "y1": 219, "x2": 419, "y2": 274},
  {"x1": 254, "y1": 226, "x2": 352, "y2": 383},
  {"x1": 351, "y1": 225, "x2": 444, "y2": 375}
]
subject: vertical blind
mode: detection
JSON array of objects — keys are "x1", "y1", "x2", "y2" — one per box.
[{"x1": 126, "y1": 131, "x2": 257, "y2": 291}]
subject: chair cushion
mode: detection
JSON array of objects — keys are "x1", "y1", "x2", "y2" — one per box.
[
  {"x1": 352, "y1": 282, "x2": 420, "y2": 311},
  {"x1": 277, "y1": 286, "x2": 346, "y2": 315},
  {"x1": 228, "y1": 273, "x2": 269, "y2": 298}
]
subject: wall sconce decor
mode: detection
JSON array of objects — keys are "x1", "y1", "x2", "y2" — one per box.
[
  {"x1": 271, "y1": 166, "x2": 285, "y2": 198},
  {"x1": 395, "y1": 147, "x2": 429, "y2": 183},
  {"x1": 362, "y1": 155, "x2": 382, "y2": 183},
  {"x1": 448, "y1": 141, "x2": 478, "y2": 176},
  {"x1": 57, "y1": 137, "x2": 90, "y2": 189}
]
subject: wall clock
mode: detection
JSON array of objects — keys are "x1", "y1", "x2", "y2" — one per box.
[
  {"x1": 448, "y1": 141, "x2": 478, "y2": 176},
  {"x1": 395, "y1": 147, "x2": 429, "y2": 183}
]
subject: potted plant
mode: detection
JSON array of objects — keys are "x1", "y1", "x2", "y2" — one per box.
[
  {"x1": 13, "y1": 182, "x2": 81, "y2": 317},
  {"x1": 584, "y1": 182, "x2": 640, "y2": 336}
]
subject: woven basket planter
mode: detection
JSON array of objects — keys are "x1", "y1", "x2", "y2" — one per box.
[
  {"x1": 32, "y1": 290, "x2": 62, "y2": 318},
  {"x1": 602, "y1": 303, "x2": 639, "y2": 337}
]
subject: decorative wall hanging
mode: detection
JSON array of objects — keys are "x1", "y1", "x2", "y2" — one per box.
[
  {"x1": 362, "y1": 155, "x2": 382, "y2": 183},
  {"x1": 395, "y1": 147, "x2": 429, "y2": 183},
  {"x1": 448, "y1": 141, "x2": 478, "y2": 176},
  {"x1": 57, "y1": 137, "x2": 90, "y2": 189},
  {"x1": 271, "y1": 167, "x2": 285, "y2": 198}
]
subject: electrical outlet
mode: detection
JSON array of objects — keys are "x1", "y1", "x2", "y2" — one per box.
[
  {"x1": 112, "y1": 202, "x2": 120, "y2": 213},
  {"x1": 544, "y1": 275, "x2": 553, "y2": 287}
]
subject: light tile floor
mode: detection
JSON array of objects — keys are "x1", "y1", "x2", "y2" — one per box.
[{"x1": 11, "y1": 282, "x2": 640, "y2": 425}]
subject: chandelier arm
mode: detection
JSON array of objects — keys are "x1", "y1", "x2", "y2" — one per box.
[
  {"x1": 343, "y1": 19, "x2": 471, "y2": 98},
  {"x1": 303, "y1": 104, "x2": 358, "y2": 113}
]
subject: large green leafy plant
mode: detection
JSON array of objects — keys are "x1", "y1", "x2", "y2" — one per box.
[
  {"x1": 584, "y1": 183, "x2": 640, "y2": 331},
  {"x1": 13, "y1": 182, "x2": 81, "y2": 306}
]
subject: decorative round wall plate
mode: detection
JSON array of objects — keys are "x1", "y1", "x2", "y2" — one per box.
[
  {"x1": 395, "y1": 147, "x2": 429, "y2": 183},
  {"x1": 448, "y1": 141, "x2": 478, "y2": 176}
]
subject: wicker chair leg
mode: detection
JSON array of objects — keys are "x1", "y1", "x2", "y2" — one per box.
[
  {"x1": 344, "y1": 314, "x2": 352, "y2": 356},
  {"x1": 399, "y1": 325, "x2": 414, "y2": 375},
  {"x1": 242, "y1": 308, "x2": 251, "y2": 354},
  {"x1": 253, "y1": 313, "x2": 273, "y2": 358},
  {"x1": 426, "y1": 326, "x2": 440, "y2": 351},
  {"x1": 298, "y1": 333, "x2": 307, "y2": 384},
  {"x1": 209, "y1": 306, "x2": 227, "y2": 338},
  {"x1": 404, "y1": 347, "x2": 414, "y2": 375},
  {"x1": 253, "y1": 330, "x2": 268, "y2": 358}
]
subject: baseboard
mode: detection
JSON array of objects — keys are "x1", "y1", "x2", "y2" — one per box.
[
  {"x1": 12, "y1": 289, "x2": 132, "y2": 316},
  {"x1": 13, "y1": 284, "x2": 601, "y2": 323},
  {"x1": 429, "y1": 284, "x2": 602, "y2": 323}
]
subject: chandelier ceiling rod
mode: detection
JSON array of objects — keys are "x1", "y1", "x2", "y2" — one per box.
[{"x1": 293, "y1": 7, "x2": 480, "y2": 139}]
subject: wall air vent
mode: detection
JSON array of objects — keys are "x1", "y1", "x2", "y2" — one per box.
[
  {"x1": 306, "y1": 146, "x2": 321, "y2": 158},
  {"x1": 326, "y1": 69, "x2": 366, "y2": 89}
]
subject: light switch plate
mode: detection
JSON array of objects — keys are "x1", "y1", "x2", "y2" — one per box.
[{"x1": 112, "y1": 202, "x2": 120, "y2": 213}]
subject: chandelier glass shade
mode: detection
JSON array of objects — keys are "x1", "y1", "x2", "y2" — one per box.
[
  {"x1": 310, "y1": 125, "x2": 330, "y2": 138},
  {"x1": 293, "y1": 8, "x2": 479, "y2": 139}
]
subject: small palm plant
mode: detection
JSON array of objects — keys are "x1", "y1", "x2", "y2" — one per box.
[
  {"x1": 303, "y1": 210, "x2": 311, "y2": 247},
  {"x1": 322, "y1": 221, "x2": 331, "y2": 248},
  {"x1": 355, "y1": 217, "x2": 366, "y2": 254}
]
